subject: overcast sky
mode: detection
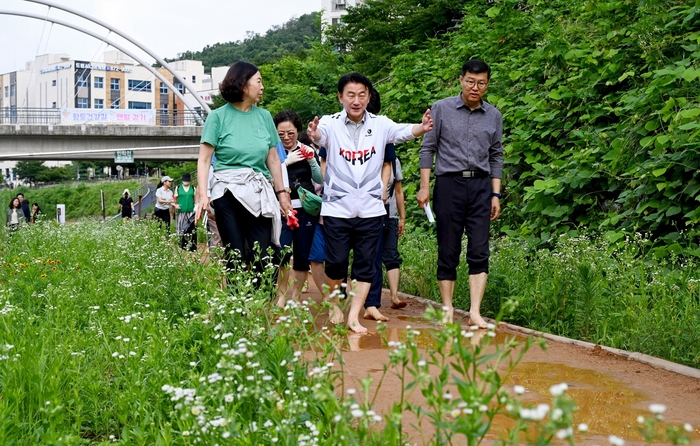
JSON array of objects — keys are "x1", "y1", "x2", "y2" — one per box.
[{"x1": 0, "y1": 0, "x2": 322, "y2": 74}]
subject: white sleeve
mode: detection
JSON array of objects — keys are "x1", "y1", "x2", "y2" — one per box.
[
  {"x1": 383, "y1": 116, "x2": 415, "y2": 144},
  {"x1": 317, "y1": 115, "x2": 331, "y2": 148}
]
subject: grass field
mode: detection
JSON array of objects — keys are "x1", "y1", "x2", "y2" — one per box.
[{"x1": 0, "y1": 210, "x2": 694, "y2": 444}]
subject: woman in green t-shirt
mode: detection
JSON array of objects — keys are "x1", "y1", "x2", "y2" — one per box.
[{"x1": 195, "y1": 61, "x2": 292, "y2": 278}]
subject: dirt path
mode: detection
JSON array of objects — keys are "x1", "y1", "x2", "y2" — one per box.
[{"x1": 298, "y1": 276, "x2": 700, "y2": 445}]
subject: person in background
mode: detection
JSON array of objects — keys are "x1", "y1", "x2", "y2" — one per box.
[
  {"x1": 367, "y1": 156, "x2": 408, "y2": 321},
  {"x1": 362, "y1": 87, "x2": 405, "y2": 322},
  {"x1": 195, "y1": 61, "x2": 292, "y2": 280},
  {"x1": 119, "y1": 189, "x2": 135, "y2": 220},
  {"x1": 274, "y1": 110, "x2": 323, "y2": 308},
  {"x1": 30, "y1": 202, "x2": 43, "y2": 223},
  {"x1": 6, "y1": 197, "x2": 25, "y2": 231},
  {"x1": 418, "y1": 59, "x2": 503, "y2": 327},
  {"x1": 155, "y1": 176, "x2": 177, "y2": 232},
  {"x1": 174, "y1": 173, "x2": 197, "y2": 251},
  {"x1": 16, "y1": 193, "x2": 30, "y2": 223}
]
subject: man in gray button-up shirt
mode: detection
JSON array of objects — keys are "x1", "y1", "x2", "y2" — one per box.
[{"x1": 417, "y1": 59, "x2": 503, "y2": 328}]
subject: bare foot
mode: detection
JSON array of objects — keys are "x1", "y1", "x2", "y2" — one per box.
[
  {"x1": 363, "y1": 306, "x2": 389, "y2": 321},
  {"x1": 468, "y1": 312, "x2": 488, "y2": 329},
  {"x1": 347, "y1": 319, "x2": 368, "y2": 334},
  {"x1": 329, "y1": 304, "x2": 344, "y2": 325},
  {"x1": 440, "y1": 306, "x2": 454, "y2": 325},
  {"x1": 390, "y1": 299, "x2": 406, "y2": 309},
  {"x1": 275, "y1": 296, "x2": 286, "y2": 308}
]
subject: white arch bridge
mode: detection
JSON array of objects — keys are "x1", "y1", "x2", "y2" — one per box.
[{"x1": 1, "y1": 0, "x2": 211, "y2": 161}]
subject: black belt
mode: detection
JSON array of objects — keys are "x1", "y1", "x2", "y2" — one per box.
[{"x1": 441, "y1": 170, "x2": 488, "y2": 178}]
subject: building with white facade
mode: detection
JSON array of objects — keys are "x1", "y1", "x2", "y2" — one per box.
[
  {"x1": 321, "y1": 0, "x2": 364, "y2": 29},
  {"x1": 184, "y1": 66, "x2": 229, "y2": 111},
  {"x1": 0, "y1": 51, "x2": 208, "y2": 182},
  {"x1": 0, "y1": 50, "x2": 205, "y2": 123}
]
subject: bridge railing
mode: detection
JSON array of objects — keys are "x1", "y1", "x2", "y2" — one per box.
[
  {"x1": 0, "y1": 107, "x2": 207, "y2": 126},
  {"x1": 1, "y1": 107, "x2": 59, "y2": 125}
]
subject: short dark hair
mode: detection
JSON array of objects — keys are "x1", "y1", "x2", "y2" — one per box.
[
  {"x1": 16, "y1": 193, "x2": 24, "y2": 199},
  {"x1": 366, "y1": 87, "x2": 381, "y2": 114},
  {"x1": 461, "y1": 60, "x2": 491, "y2": 79},
  {"x1": 273, "y1": 110, "x2": 303, "y2": 132},
  {"x1": 337, "y1": 72, "x2": 373, "y2": 95},
  {"x1": 219, "y1": 61, "x2": 259, "y2": 103},
  {"x1": 298, "y1": 132, "x2": 314, "y2": 146}
]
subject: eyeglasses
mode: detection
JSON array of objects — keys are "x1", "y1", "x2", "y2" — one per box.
[
  {"x1": 463, "y1": 80, "x2": 488, "y2": 89},
  {"x1": 277, "y1": 131, "x2": 297, "y2": 138}
]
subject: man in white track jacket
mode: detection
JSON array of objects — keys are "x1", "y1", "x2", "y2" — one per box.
[{"x1": 307, "y1": 72, "x2": 433, "y2": 333}]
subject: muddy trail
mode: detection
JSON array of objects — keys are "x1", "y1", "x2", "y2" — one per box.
[{"x1": 296, "y1": 276, "x2": 700, "y2": 445}]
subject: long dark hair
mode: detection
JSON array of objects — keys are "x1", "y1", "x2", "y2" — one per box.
[{"x1": 9, "y1": 197, "x2": 21, "y2": 209}]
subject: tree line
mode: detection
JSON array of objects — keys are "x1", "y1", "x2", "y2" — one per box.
[{"x1": 166, "y1": 12, "x2": 321, "y2": 71}]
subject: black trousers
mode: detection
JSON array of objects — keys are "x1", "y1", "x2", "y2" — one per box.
[
  {"x1": 212, "y1": 190, "x2": 275, "y2": 275},
  {"x1": 324, "y1": 215, "x2": 383, "y2": 283},
  {"x1": 154, "y1": 208, "x2": 171, "y2": 233},
  {"x1": 179, "y1": 222, "x2": 197, "y2": 251},
  {"x1": 365, "y1": 218, "x2": 402, "y2": 308},
  {"x1": 433, "y1": 176, "x2": 491, "y2": 280}
]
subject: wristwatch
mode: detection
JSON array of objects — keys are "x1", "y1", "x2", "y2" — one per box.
[{"x1": 275, "y1": 188, "x2": 292, "y2": 195}]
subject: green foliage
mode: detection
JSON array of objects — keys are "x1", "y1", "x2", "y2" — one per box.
[
  {"x1": 261, "y1": 43, "x2": 351, "y2": 121},
  {"x1": 382, "y1": 0, "x2": 700, "y2": 243},
  {"x1": 172, "y1": 13, "x2": 321, "y2": 70},
  {"x1": 13, "y1": 161, "x2": 46, "y2": 184},
  {"x1": 13, "y1": 161, "x2": 77, "y2": 184},
  {"x1": 208, "y1": 42, "x2": 347, "y2": 123},
  {"x1": 158, "y1": 162, "x2": 197, "y2": 183},
  {"x1": 0, "y1": 221, "x2": 228, "y2": 444},
  {"x1": 325, "y1": 0, "x2": 469, "y2": 79}
]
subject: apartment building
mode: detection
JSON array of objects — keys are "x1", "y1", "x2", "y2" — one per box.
[
  {"x1": 321, "y1": 0, "x2": 363, "y2": 28},
  {"x1": 0, "y1": 50, "x2": 205, "y2": 119}
]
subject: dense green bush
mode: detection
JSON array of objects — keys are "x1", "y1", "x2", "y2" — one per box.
[
  {"x1": 194, "y1": 0, "x2": 700, "y2": 250},
  {"x1": 381, "y1": 0, "x2": 700, "y2": 248}
]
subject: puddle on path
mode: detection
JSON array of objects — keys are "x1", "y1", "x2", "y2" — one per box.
[
  {"x1": 343, "y1": 315, "x2": 690, "y2": 443},
  {"x1": 493, "y1": 362, "x2": 650, "y2": 441},
  {"x1": 396, "y1": 315, "x2": 433, "y2": 324},
  {"x1": 345, "y1": 326, "x2": 527, "y2": 352}
]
